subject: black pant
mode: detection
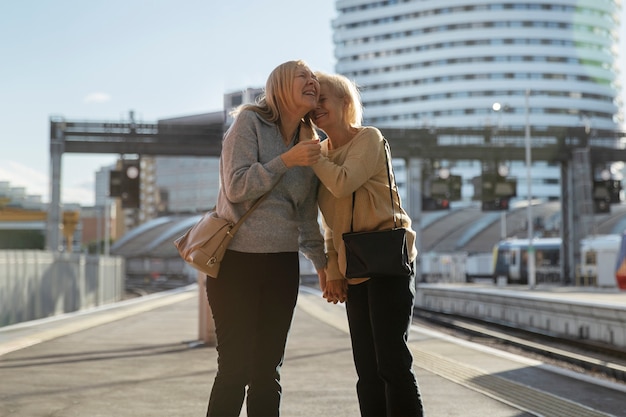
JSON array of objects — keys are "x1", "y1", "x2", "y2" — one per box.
[
  {"x1": 205, "y1": 250, "x2": 300, "y2": 417},
  {"x1": 346, "y1": 274, "x2": 424, "y2": 417}
]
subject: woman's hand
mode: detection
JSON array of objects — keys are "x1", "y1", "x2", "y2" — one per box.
[
  {"x1": 323, "y1": 279, "x2": 347, "y2": 304},
  {"x1": 281, "y1": 139, "x2": 321, "y2": 168}
]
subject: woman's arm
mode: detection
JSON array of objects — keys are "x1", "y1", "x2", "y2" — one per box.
[
  {"x1": 312, "y1": 128, "x2": 384, "y2": 199},
  {"x1": 298, "y1": 179, "x2": 327, "y2": 271}
]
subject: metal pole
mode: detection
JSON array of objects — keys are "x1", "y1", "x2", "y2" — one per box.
[
  {"x1": 525, "y1": 89, "x2": 536, "y2": 288},
  {"x1": 48, "y1": 120, "x2": 64, "y2": 252},
  {"x1": 407, "y1": 157, "x2": 423, "y2": 284},
  {"x1": 96, "y1": 205, "x2": 102, "y2": 253},
  {"x1": 104, "y1": 199, "x2": 110, "y2": 256}
]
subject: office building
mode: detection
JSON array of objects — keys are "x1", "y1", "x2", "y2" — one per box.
[{"x1": 332, "y1": 0, "x2": 622, "y2": 200}]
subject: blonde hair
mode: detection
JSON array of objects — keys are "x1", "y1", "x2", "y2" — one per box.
[
  {"x1": 232, "y1": 60, "x2": 313, "y2": 124},
  {"x1": 315, "y1": 72, "x2": 363, "y2": 128}
]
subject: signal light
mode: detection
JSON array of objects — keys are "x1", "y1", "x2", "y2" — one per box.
[
  {"x1": 480, "y1": 172, "x2": 516, "y2": 211},
  {"x1": 423, "y1": 173, "x2": 460, "y2": 211},
  {"x1": 422, "y1": 197, "x2": 450, "y2": 211},
  {"x1": 481, "y1": 198, "x2": 510, "y2": 211},
  {"x1": 120, "y1": 160, "x2": 141, "y2": 209},
  {"x1": 109, "y1": 170, "x2": 122, "y2": 197},
  {"x1": 607, "y1": 179, "x2": 622, "y2": 204},
  {"x1": 592, "y1": 180, "x2": 610, "y2": 214}
]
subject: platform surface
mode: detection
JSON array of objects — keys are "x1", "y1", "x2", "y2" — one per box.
[{"x1": 1, "y1": 284, "x2": 624, "y2": 416}]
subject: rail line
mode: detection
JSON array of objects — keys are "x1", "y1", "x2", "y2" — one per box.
[{"x1": 413, "y1": 308, "x2": 626, "y2": 385}]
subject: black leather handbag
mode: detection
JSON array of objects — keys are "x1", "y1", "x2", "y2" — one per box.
[{"x1": 342, "y1": 139, "x2": 413, "y2": 278}]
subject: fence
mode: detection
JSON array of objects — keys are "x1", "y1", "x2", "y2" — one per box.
[{"x1": 0, "y1": 250, "x2": 125, "y2": 327}]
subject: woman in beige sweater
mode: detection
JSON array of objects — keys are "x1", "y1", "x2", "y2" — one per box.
[{"x1": 310, "y1": 72, "x2": 424, "y2": 417}]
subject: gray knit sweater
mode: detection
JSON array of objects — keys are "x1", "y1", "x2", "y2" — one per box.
[{"x1": 215, "y1": 110, "x2": 327, "y2": 271}]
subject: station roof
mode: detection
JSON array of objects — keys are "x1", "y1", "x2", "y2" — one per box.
[
  {"x1": 108, "y1": 201, "x2": 626, "y2": 260},
  {"x1": 110, "y1": 214, "x2": 201, "y2": 258}
]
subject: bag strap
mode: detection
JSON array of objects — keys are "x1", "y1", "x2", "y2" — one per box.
[
  {"x1": 226, "y1": 181, "x2": 279, "y2": 235},
  {"x1": 349, "y1": 138, "x2": 404, "y2": 232}
]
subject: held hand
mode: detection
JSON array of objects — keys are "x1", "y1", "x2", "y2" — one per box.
[
  {"x1": 281, "y1": 139, "x2": 321, "y2": 168},
  {"x1": 323, "y1": 279, "x2": 347, "y2": 304}
]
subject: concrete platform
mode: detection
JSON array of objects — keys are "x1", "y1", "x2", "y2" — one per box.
[
  {"x1": 416, "y1": 283, "x2": 626, "y2": 348},
  {"x1": 1, "y1": 284, "x2": 624, "y2": 416}
]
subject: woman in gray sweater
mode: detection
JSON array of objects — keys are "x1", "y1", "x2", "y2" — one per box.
[{"x1": 205, "y1": 60, "x2": 327, "y2": 417}]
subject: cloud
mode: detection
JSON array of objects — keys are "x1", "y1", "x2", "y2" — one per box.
[
  {"x1": 59, "y1": 185, "x2": 95, "y2": 206},
  {"x1": 0, "y1": 161, "x2": 48, "y2": 199},
  {"x1": 0, "y1": 160, "x2": 94, "y2": 206},
  {"x1": 83, "y1": 92, "x2": 111, "y2": 104}
]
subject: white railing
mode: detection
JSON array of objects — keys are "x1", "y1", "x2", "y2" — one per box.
[{"x1": 0, "y1": 251, "x2": 125, "y2": 327}]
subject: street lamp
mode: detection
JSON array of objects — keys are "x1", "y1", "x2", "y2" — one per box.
[
  {"x1": 492, "y1": 102, "x2": 511, "y2": 132},
  {"x1": 525, "y1": 89, "x2": 536, "y2": 289},
  {"x1": 492, "y1": 102, "x2": 510, "y2": 240}
]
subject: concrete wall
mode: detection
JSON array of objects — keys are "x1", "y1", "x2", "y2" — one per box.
[{"x1": 0, "y1": 250, "x2": 125, "y2": 327}]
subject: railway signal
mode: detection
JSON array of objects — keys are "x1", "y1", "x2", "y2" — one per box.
[
  {"x1": 109, "y1": 170, "x2": 122, "y2": 198},
  {"x1": 121, "y1": 160, "x2": 141, "y2": 209},
  {"x1": 109, "y1": 159, "x2": 141, "y2": 209},
  {"x1": 422, "y1": 196, "x2": 450, "y2": 211},
  {"x1": 422, "y1": 173, "x2": 462, "y2": 211},
  {"x1": 592, "y1": 180, "x2": 611, "y2": 214},
  {"x1": 481, "y1": 172, "x2": 517, "y2": 211}
]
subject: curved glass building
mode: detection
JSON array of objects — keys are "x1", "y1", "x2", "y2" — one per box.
[{"x1": 333, "y1": 0, "x2": 623, "y2": 200}]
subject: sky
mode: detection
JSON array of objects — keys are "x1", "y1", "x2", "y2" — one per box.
[
  {"x1": 1, "y1": 1, "x2": 625, "y2": 207},
  {"x1": 0, "y1": 0, "x2": 337, "y2": 206}
]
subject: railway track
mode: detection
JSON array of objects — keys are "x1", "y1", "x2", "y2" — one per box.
[
  {"x1": 125, "y1": 276, "x2": 193, "y2": 298},
  {"x1": 302, "y1": 275, "x2": 624, "y2": 382},
  {"x1": 413, "y1": 308, "x2": 626, "y2": 385}
]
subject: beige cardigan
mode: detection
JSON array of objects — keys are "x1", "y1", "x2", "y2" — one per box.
[{"x1": 312, "y1": 126, "x2": 417, "y2": 284}]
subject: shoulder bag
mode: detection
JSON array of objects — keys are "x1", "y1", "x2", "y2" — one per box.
[
  {"x1": 174, "y1": 190, "x2": 272, "y2": 279},
  {"x1": 342, "y1": 139, "x2": 413, "y2": 278}
]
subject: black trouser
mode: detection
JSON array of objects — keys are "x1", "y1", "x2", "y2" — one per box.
[
  {"x1": 346, "y1": 274, "x2": 424, "y2": 417},
  {"x1": 205, "y1": 250, "x2": 300, "y2": 417}
]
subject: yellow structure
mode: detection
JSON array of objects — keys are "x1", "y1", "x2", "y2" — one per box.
[
  {"x1": 62, "y1": 210, "x2": 80, "y2": 253},
  {"x1": 0, "y1": 203, "x2": 80, "y2": 251},
  {"x1": 0, "y1": 208, "x2": 47, "y2": 222}
]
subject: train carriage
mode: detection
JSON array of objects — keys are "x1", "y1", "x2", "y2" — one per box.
[{"x1": 493, "y1": 238, "x2": 561, "y2": 284}]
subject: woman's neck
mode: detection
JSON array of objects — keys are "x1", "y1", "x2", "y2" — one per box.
[
  {"x1": 326, "y1": 125, "x2": 358, "y2": 149},
  {"x1": 279, "y1": 115, "x2": 301, "y2": 145}
]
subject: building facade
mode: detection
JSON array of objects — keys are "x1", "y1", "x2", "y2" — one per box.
[
  {"x1": 153, "y1": 112, "x2": 224, "y2": 215},
  {"x1": 332, "y1": 0, "x2": 623, "y2": 200}
]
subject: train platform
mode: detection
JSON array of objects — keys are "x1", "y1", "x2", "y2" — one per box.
[
  {"x1": 416, "y1": 282, "x2": 626, "y2": 349},
  {"x1": 1, "y1": 283, "x2": 625, "y2": 417}
]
